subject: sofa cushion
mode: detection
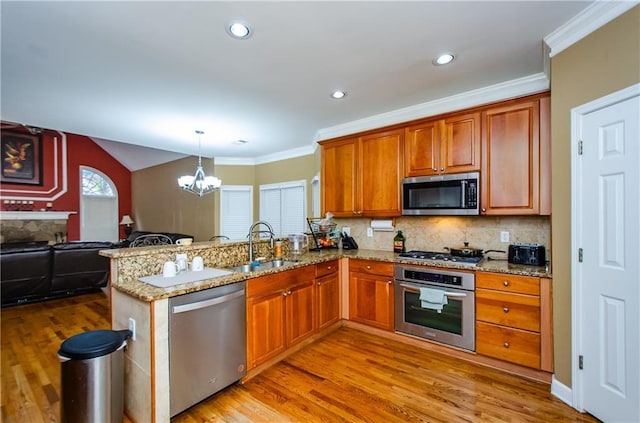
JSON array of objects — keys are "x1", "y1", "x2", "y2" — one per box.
[
  {"x1": 50, "y1": 242, "x2": 116, "y2": 294},
  {"x1": 1, "y1": 242, "x2": 52, "y2": 305}
]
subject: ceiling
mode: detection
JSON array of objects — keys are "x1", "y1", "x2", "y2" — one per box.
[{"x1": 1, "y1": 1, "x2": 595, "y2": 170}]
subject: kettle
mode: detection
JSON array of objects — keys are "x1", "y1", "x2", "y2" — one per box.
[{"x1": 288, "y1": 234, "x2": 308, "y2": 256}]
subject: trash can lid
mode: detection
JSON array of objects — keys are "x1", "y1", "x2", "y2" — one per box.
[{"x1": 58, "y1": 329, "x2": 132, "y2": 360}]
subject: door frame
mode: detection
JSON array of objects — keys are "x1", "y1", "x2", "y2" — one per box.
[{"x1": 571, "y1": 82, "x2": 640, "y2": 411}]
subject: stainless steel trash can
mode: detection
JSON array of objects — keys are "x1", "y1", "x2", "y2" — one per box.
[{"x1": 58, "y1": 329, "x2": 132, "y2": 423}]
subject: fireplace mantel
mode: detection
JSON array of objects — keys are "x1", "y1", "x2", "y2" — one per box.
[{"x1": 0, "y1": 211, "x2": 77, "y2": 220}]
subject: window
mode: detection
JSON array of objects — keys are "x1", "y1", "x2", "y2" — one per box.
[
  {"x1": 259, "y1": 180, "x2": 306, "y2": 237},
  {"x1": 220, "y1": 185, "x2": 253, "y2": 241},
  {"x1": 79, "y1": 167, "x2": 118, "y2": 242},
  {"x1": 82, "y1": 168, "x2": 116, "y2": 197}
]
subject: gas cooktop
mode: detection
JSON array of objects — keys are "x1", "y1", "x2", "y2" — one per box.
[{"x1": 398, "y1": 250, "x2": 482, "y2": 265}]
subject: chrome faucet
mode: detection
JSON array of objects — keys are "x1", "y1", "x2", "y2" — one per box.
[{"x1": 248, "y1": 220, "x2": 275, "y2": 263}]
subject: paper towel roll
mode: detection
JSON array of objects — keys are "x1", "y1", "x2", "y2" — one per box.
[{"x1": 370, "y1": 219, "x2": 395, "y2": 232}]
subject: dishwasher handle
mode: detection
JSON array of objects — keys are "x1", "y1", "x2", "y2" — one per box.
[{"x1": 172, "y1": 289, "x2": 245, "y2": 314}]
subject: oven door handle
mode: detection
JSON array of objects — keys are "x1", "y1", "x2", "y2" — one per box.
[{"x1": 399, "y1": 283, "x2": 468, "y2": 297}]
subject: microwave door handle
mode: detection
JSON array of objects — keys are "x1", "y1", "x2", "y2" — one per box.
[
  {"x1": 461, "y1": 180, "x2": 467, "y2": 208},
  {"x1": 399, "y1": 283, "x2": 467, "y2": 298}
]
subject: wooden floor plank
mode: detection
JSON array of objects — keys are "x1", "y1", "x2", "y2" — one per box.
[{"x1": 1, "y1": 292, "x2": 598, "y2": 423}]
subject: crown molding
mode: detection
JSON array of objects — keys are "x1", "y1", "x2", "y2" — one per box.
[
  {"x1": 216, "y1": 144, "x2": 316, "y2": 166},
  {"x1": 314, "y1": 73, "x2": 549, "y2": 142},
  {"x1": 544, "y1": 1, "x2": 639, "y2": 57}
]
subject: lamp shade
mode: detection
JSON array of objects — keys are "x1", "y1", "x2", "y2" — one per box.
[{"x1": 119, "y1": 215, "x2": 134, "y2": 225}]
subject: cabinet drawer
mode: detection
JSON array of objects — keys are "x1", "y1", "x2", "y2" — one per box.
[
  {"x1": 476, "y1": 322, "x2": 541, "y2": 369},
  {"x1": 247, "y1": 266, "x2": 316, "y2": 298},
  {"x1": 476, "y1": 289, "x2": 540, "y2": 332},
  {"x1": 476, "y1": 272, "x2": 539, "y2": 295},
  {"x1": 316, "y1": 259, "x2": 339, "y2": 278},
  {"x1": 349, "y1": 259, "x2": 394, "y2": 276}
]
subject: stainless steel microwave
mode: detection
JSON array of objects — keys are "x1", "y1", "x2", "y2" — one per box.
[{"x1": 402, "y1": 172, "x2": 479, "y2": 216}]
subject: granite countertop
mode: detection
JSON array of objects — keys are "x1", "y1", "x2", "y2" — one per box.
[{"x1": 110, "y1": 248, "x2": 551, "y2": 302}]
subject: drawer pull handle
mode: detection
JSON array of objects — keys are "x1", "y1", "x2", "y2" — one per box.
[
  {"x1": 388, "y1": 280, "x2": 392, "y2": 285},
  {"x1": 366, "y1": 265, "x2": 371, "y2": 270},
  {"x1": 327, "y1": 266, "x2": 332, "y2": 270},
  {"x1": 503, "y1": 280, "x2": 509, "y2": 287},
  {"x1": 503, "y1": 307, "x2": 509, "y2": 313},
  {"x1": 503, "y1": 342, "x2": 510, "y2": 348}
]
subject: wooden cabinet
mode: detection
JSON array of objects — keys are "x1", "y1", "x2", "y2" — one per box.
[
  {"x1": 315, "y1": 259, "x2": 340, "y2": 331},
  {"x1": 246, "y1": 266, "x2": 316, "y2": 369},
  {"x1": 475, "y1": 272, "x2": 553, "y2": 371},
  {"x1": 348, "y1": 259, "x2": 395, "y2": 331},
  {"x1": 480, "y1": 95, "x2": 550, "y2": 215},
  {"x1": 404, "y1": 112, "x2": 480, "y2": 177},
  {"x1": 321, "y1": 137, "x2": 358, "y2": 217},
  {"x1": 321, "y1": 129, "x2": 403, "y2": 217}
]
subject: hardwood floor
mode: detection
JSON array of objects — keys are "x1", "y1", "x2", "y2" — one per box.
[{"x1": 1, "y1": 292, "x2": 598, "y2": 422}]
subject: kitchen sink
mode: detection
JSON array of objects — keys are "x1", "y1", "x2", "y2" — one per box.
[{"x1": 228, "y1": 260, "x2": 298, "y2": 273}]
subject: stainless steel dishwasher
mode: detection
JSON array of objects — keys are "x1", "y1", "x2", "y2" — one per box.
[{"x1": 169, "y1": 281, "x2": 246, "y2": 417}]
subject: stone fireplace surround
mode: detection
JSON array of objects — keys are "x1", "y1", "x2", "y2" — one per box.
[{"x1": 0, "y1": 212, "x2": 75, "y2": 244}]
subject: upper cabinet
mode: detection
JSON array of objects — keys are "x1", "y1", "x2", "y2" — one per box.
[
  {"x1": 321, "y1": 129, "x2": 403, "y2": 218},
  {"x1": 319, "y1": 92, "x2": 550, "y2": 217},
  {"x1": 404, "y1": 112, "x2": 481, "y2": 177},
  {"x1": 321, "y1": 137, "x2": 359, "y2": 217},
  {"x1": 480, "y1": 95, "x2": 550, "y2": 215}
]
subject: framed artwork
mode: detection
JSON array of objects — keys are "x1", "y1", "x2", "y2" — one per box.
[{"x1": 1, "y1": 131, "x2": 43, "y2": 185}]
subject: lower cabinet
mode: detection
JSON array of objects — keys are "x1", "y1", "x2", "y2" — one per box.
[
  {"x1": 246, "y1": 266, "x2": 316, "y2": 369},
  {"x1": 475, "y1": 271, "x2": 553, "y2": 371},
  {"x1": 316, "y1": 259, "x2": 340, "y2": 331},
  {"x1": 348, "y1": 259, "x2": 395, "y2": 331}
]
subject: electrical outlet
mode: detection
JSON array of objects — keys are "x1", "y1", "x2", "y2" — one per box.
[
  {"x1": 176, "y1": 253, "x2": 187, "y2": 261},
  {"x1": 128, "y1": 317, "x2": 136, "y2": 341},
  {"x1": 366, "y1": 227, "x2": 373, "y2": 237},
  {"x1": 343, "y1": 227, "x2": 351, "y2": 236},
  {"x1": 500, "y1": 231, "x2": 510, "y2": 243}
]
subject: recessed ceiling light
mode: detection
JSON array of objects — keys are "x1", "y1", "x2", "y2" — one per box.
[
  {"x1": 331, "y1": 90, "x2": 347, "y2": 99},
  {"x1": 433, "y1": 53, "x2": 455, "y2": 66},
  {"x1": 227, "y1": 22, "x2": 251, "y2": 39}
]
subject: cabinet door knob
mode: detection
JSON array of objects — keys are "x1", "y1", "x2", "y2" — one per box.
[
  {"x1": 503, "y1": 280, "x2": 509, "y2": 287},
  {"x1": 440, "y1": 167, "x2": 445, "y2": 171},
  {"x1": 283, "y1": 292, "x2": 288, "y2": 297},
  {"x1": 481, "y1": 208, "x2": 486, "y2": 213},
  {"x1": 327, "y1": 266, "x2": 332, "y2": 270},
  {"x1": 388, "y1": 280, "x2": 392, "y2": 285},
  {"x1": 503, "y1": 307, "x2": 509, "y2": 313},
  {"x1": 432, "y1": 167, "x2": 438, "y2": 171},
  {"x1": 317, "y1": 282, "x2": 321, "y2": 286},
  {"x1": 503, "y1": 342, "x2": 510, "y2": 348}
]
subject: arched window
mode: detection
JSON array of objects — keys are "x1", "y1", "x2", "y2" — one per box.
[
  {"x1": 80, "y1": 167, "x2": 119, "y2": 241},
  {"x1": 82, "y1": 168, "x2": 116, "y2": 197}
]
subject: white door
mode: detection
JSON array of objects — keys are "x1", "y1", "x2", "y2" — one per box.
[{"x1": 574, "y1": 84, "x2": 640, "y2": 422}]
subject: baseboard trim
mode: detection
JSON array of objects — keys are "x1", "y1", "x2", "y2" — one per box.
[{"x1": 551, "y1": 375, "x2": 574, "y2": 408}]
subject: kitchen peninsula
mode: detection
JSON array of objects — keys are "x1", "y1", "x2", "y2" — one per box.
[{"x1": 102, "y1": 240, "x2": 551, "y2": 423}]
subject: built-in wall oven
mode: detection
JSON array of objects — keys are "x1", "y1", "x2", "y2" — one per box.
[{"x1": 394, "y1": 265, "x2": 475, "y2": 351}]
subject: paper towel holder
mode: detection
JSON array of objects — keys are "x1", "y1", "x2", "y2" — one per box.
[{"x1": 370, "y1": 218, "x2": 396, "y2": 232}]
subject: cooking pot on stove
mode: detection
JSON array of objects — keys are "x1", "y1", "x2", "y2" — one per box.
[{"x1": 445, "y1": 242, "x2": 505, "y2": 258}]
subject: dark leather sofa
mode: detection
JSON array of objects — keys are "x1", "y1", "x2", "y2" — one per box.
[{"x1": 1, "y1": 241, "x2": 117, "y2": 307}]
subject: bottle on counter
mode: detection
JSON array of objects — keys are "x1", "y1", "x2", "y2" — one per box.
[
  {"x1": 275, "y1": 241, "x2": 283, "y2": 259},
  {"x1": 393, "y1": 230, "x2": 406, "y2": 253}
]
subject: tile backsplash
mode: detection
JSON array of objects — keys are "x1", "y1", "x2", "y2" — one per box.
[{"x1": 332, "y1": 216, "x2": 550, "y2": 257}]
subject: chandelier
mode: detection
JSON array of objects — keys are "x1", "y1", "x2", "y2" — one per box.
[{"x1": 177, "y1": 130, "x2": 222, "y2": 196}]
